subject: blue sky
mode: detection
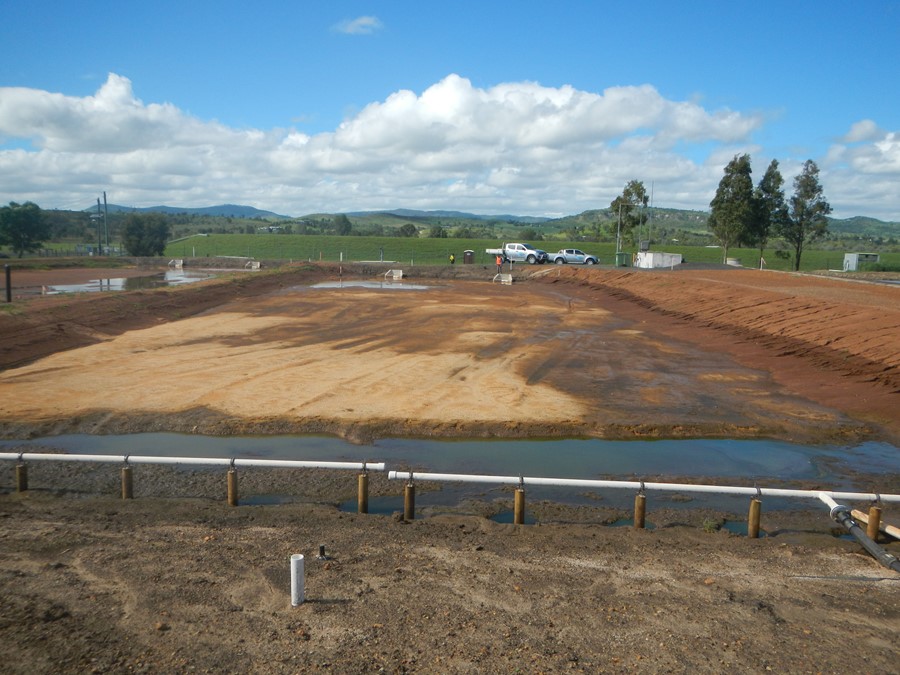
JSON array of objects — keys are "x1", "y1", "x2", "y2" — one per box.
[{"x1": 1, "y1": 1, "x2": 898, "y2": 220}]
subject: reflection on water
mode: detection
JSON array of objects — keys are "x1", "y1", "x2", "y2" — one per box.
[
  {"x1": 45, "y1": 270, "x2": 213, "y2": 294},
  {"x1": 3, "y1": 434, "x2": 896, "y2": 512}
]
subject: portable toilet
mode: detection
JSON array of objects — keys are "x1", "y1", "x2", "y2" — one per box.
[{"x1": 463, "y1": 250, "x2": 474, "y2": 264}]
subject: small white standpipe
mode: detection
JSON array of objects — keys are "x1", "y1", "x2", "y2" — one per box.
[{"x1": 290, "y1": 554, "x2": 305, "y2": 606}]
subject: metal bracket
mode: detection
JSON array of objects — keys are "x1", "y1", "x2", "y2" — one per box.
[
  {"x1": 407, "y1": 470, "x2": 414, "y2": 487},
  {"x1": 123, "y1": 455, "x2": 130, "y2": 466},
  {"x1": 638, "y1": 480, "x2": 646, "y2": 497},
  {"x1": 230, "y1": 458, "x2": 237, "y2": 470},
  {"x1": 361, "y1": 461, "x2": 367, "y2": 475},
  {"x1": 518, "y1": 475, "x2": 525, "y2": 490}
]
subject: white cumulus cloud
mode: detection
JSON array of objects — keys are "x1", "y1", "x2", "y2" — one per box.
[{"x1": 0, "y1": 73, "x2": 895, "y2": 219}]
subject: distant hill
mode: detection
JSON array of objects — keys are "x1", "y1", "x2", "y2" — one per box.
[
  {"x1": 826, "y1": 215, "x2": 898, "y2": 239},
  {"x1": 545, "y1": 208, "x2": 898, "y2": 239},
  {"x1": 86, "y1": 204, "x2": 289, "y2": 219},
  {"x1": 347, "y1": 209, "x2": 550, "y2": 224},
  {"x1": 78, "y1": 202, "x2": 896, "y2": 238}
]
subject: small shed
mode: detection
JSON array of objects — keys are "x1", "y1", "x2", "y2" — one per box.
[
  {"x1": 843, "y1": 252, "x2": 879, "y2": 272},
  {"x1": 635, "y1": 251, "x2": 683, "y2": 269}
]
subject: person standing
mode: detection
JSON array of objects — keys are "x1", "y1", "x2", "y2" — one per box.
[
  {"x1": 495, "y1": 254, "x2": 503, "y2": 273},
  {"x1": 449, "y1": 253, "x2": 455, "y2": 265}
]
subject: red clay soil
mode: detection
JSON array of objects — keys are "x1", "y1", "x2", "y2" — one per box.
[{"x1": 532, "y1": 266, "x2": 899, "y2": 442}]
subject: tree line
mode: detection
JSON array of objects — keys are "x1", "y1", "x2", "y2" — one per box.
[
  {"x1": 0, "y1": 158, "x2": 833, "y2": 264},
  {"x1": 606, "y1": 157, "x2": 831, "y2": 270},
  {"x1": 708, "y1": 156, "x2": 831, "y2": 270}
]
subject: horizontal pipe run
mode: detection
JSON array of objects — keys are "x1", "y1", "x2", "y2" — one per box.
[
  {"x1": 0, "y1": 453, "x2": 384, "y2": 472},
  {"x1": 386, "y1": 471, "x2": 900, "y2": 504}
]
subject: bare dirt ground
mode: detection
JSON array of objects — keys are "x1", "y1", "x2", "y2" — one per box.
[
  {"x1": 0, "y1": 262, "x2": 897, "y2": 443},
  {"x1": 1, "y1": 261, "x2": 898, "y2": 673}
]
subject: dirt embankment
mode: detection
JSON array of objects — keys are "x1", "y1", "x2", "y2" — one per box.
[{"x1": 532, "y1": 266, "x2": 900, "y2": 441}]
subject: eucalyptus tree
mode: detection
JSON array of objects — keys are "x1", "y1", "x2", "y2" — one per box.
[
  {"x1": 0, "y1": 201, "x2": 52, "y2": 257},
  {"x1": 777, "y1": 160, "x2": 832, "y2": 271},
  {"x1": 122, "y1": 213, "x2": 172, "y2": 256},
  {"x1": 333, "y1": 214, "x2": 353, "y2": 235},
  {"x1": 609, "y1": 180, "x2": 649, "y2": 249},
  {"x1": 749, "y1": 159, "x2": 789, "y2": 268},
  {"x1": 708, "y1": 154, "x2": 754, "y2": 263}
]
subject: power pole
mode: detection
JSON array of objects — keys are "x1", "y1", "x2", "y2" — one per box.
[
  {"x1": 96, "y1": 198, "x2": 102, "y2": 255},
  {"x1": 103, "y1": 191, "x2": 109, "y2": 254}
]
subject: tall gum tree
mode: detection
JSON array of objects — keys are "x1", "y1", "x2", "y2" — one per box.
[
  {"x1": 708, "y1": 154, "x2": 754, "y2": 264},
  {"x1": 750, "y1": 159, "x2": 789, "y2": 269},
  {"x1": 777, "y1": 160, "x2": 832, "y2": 271},
  {"x1": 0, "y1": 201, "x2": 52, "y2": 258},
  {"x1": 610, "y1": 180, "x2": 649, "y2": 250}
]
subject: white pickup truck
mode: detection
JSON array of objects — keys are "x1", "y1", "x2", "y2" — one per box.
[{"x1": 485, "y1": 242, "x2": 548, "y2": 264}]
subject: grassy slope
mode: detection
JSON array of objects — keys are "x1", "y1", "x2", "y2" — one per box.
[{"x1": 164, "y1": 233, "x2": 900, "y2": 272}]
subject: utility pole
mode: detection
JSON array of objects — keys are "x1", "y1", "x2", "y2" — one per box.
[
  {"x1": 616, "y1": 203, "x2": 622, "y2": 254},
  {"x1": 96, "y1": 198, "x2": 102, "y2": 255},
  {"x1": 103, "y1": 191, "x2": 109, "y2": 254}
]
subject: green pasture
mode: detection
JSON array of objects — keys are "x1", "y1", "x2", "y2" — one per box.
[{"x1": 164, "y1": 234, "x2": 899, "y2": 272}]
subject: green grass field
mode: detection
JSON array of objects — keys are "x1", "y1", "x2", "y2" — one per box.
[{"x1": 163, "y1": 234, "x2": 900, "y2": 272}]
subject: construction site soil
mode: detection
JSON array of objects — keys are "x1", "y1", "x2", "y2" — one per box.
[{"x1": 1, "y1": 261, "x2": 898, "y2": 673}]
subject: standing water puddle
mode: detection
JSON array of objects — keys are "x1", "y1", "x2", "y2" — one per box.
[{"x1": 44, "y1": 269, "x2": 214, "y2": 294}]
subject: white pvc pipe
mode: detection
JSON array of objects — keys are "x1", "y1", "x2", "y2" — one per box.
[
  {"x1": 0, "y1": 453, "x2": 384, "y2": 472},
  {"x1": 290, "y1": 554, "x2": 305, "y2": 606},
  {"x1": 818, "y1": 492, "x2": 840, "y2": 511},
  {"x1": 387, "y1": 470, "x2": 900, "y2": 503}
]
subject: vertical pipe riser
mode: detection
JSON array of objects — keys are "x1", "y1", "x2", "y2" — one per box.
[{"x1": 290, "y1": 554, "x2": 305, "y2": 606}]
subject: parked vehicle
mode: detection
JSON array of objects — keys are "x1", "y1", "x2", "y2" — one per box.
[
  {"x1": 485, "y1": 243, "x2": 548, "y2": 264},
  {"x1": 550, "y1": 248, "x2": 599, "y2": 265}
]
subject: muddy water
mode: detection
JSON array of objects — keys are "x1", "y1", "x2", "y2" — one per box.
[
  {"x1": 44, "y1": 269, "x2": 213, "y2": 293},
  {"x1": 3, "y1": 434, "x2": 897, "y2": 512}
]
